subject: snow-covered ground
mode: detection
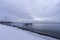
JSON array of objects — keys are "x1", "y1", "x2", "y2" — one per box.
[
  {"x1": 0, "y1": 24, "x2": 58, "y2": 40},
  {"x1": 0, "y1": 0, "x2": 60, "y2": 40}
]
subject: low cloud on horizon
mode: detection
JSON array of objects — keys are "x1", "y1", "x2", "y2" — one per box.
[{"x1": 0, "y1": 0, "x2": 60, "y2": 22}]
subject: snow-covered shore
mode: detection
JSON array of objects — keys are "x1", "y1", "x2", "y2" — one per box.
[{"x1": 0, "y1": 24, "x2": 58, "y2": 40}]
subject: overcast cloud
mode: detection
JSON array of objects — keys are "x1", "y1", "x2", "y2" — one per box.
[{"x1": 0, "y1": 0, "x2": 60, "y2": 22}]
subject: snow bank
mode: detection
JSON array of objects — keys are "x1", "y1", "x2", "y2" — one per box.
[{"x1": 0, "y1": 24, "x2": 58, "y2": 40}]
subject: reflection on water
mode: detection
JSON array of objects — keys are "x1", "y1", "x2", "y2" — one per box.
[
  {"x1": 30, "y1": 23, "x2": 60, "y2": 39},
  {"x1": 0, "y1": 22, "x2": 60, "y2": 39},
  {"x1": 32, "y1": 23, "x2": 60, "y2": 32}
]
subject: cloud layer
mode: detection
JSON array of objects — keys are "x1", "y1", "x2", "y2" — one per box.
[{"x1": 0, "y1": 0, "x2": 60, "y2": 22}]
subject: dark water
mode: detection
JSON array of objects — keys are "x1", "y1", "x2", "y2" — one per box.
[
  {"x1": 11, "y1": 23, "x2": 60, "y2": 39},
  {"x1": 29, "y1": 23, "x2": 60, "y2": 39},
  {"x1": 32, "y1": 23, "x2": 60, "y2": 32},
  {"x1": 0, "y1": 22, "x2": 60, "y2": 39}
]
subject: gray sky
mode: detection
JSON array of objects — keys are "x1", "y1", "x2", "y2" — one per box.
[{"x1": 0, "y1": 0, "x2": 60, "y2": 22}]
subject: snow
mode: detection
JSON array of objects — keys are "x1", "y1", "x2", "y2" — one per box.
[
  {"x1": 0, "y1": 0, "x2": 59, "y2": 40},
  {"x1": 0, "y1": 24, "x2": 58, "y2": 40}
]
